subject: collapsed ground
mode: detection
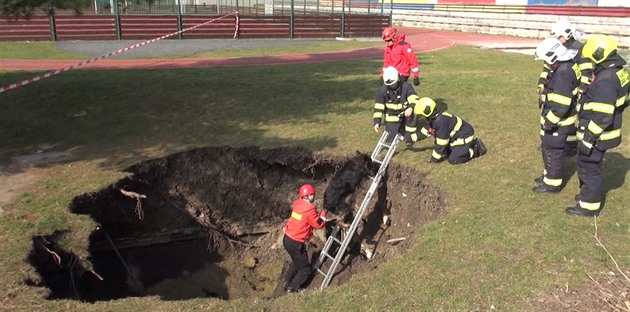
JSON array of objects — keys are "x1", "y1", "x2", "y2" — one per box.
[{"x1": 26, "y1": 146, "x2": 445, "y2": 302}]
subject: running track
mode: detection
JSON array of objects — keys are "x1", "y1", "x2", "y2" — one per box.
[{"x1": 0, "y1": 28, "x2": 540, "y2": 71}]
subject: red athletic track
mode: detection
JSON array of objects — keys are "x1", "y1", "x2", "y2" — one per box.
[{"x1": 0, "y1": 28, "x2": 539, "y2": 71}]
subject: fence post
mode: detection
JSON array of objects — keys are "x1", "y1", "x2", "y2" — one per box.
[
  {"x1": 290, "y1": 0, "x2": 294, "y2": 38},
  {"x1": 341, "y1": 0, "x2": 345, "y2": 37},
  {"x1": 177, "y1": 0, "x2": 183, "y2": 39},
  {"x1": 367, "y1": 0, "x2": 370, "y2": 14},
  {"x1": 48, "y1": 3, "x2": 57, "y2": 41},
  {"x1": 114, "y1": 0, "x2": 122, "y2": 40}
]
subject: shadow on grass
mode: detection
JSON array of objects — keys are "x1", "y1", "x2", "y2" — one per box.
[{"x1": 0, "y1": 59, "x2": 383, "y2": 170}]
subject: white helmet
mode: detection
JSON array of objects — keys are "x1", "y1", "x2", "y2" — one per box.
[
  {"x1": 550, "y1": 19, "x2": 574, "y2": 40},
  {"x1": 534, "y1": 38, "x2": 576, "y2": 64},
  {"x1": 383, "y1": 66, "x2": 399, "y2": 86}
]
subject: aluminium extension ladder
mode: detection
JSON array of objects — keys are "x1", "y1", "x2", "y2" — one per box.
[{"x1": 314, "y1": 130, "x2": 402, "y2": 290}]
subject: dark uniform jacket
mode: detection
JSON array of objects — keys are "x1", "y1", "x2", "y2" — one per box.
[
  {"x1": 411, "y1": 111, "x2": 476, "y2": 162},
  {"x1": 538, "y1": 38, "x2": 593, "y2": 93},
  {"x1": 540, "y1": 61, "x2": 580, "y2": 135},
  {"x1": 577, "y1": 54, "x2": 629, "y2": 151},
  {"x1": 373, "y1": 82, "x2": 417, "y2": 125}
]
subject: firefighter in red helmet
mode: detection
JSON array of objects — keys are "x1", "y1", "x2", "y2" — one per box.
[
  {"x1": 381, "y1": 26, "x2": 420, "y2": 86},
  {"x1": 282, "y1": 184, "x2": 327, "y2": 293}
]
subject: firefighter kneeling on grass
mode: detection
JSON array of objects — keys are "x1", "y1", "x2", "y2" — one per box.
[
  {"x1": 283, "y1": 184, "x2": 327, "y2": 293},
  {"x1": 407, "y1": 97, "x2": 487, "y2": 164}
]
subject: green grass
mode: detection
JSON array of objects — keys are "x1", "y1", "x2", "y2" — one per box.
[
  {"x1": 0, "y1": 45, "x2": 629, "y2": 311},
  {"x1": 0, "y1": 40, "x2": 381, "y2": 60}
]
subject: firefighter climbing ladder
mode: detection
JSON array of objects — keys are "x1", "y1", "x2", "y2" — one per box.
[{"x1": 314, "y1": 130, "x2": 402, "y2": 290}]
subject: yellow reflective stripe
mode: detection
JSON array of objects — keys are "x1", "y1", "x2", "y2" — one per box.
[
  {"x1": 421, "y1": 128, "x2": 431, "y2": 136},
  {"x1": 616, "y1": 96, "x2": 626, "y2": 108},
  {"x1": 579, "y1": 200, "x2": 600, "y2": 211},
  {"x1": 432, "y1": 150, "x2": 443, "y2": 159},
  {"x1": 576, "y1": 131, "x2": 583, "y2": 141},
  {"x1": 557, "y1": 115, "x2": 577, "y2": 126},
  {"x1": 566, "y1": 135, "x2": 577, "y2": 142},
  {"x1": 410, "y1": 133, "x2": 418, "y2": 142},
  {"x1": 579, "y1": 62, "x2": 593, "y2": 70},
  {"x1": 539, "y1": 72, "x2": 548, "y2": 79},
  {"x1": 617, "y1": 68, "x2": 629, "y2": 87},
  {"x1": 374, "y1": 103, "x2": 385, "y2": 110},
  {"x1": 587, "y1": 121, "x2": 604, "y2": 135},
  {"x1": 405, "y1": 125, "x2": 417, "y2": 132},
  {"x1": 435, "y1": 137, "x2": 449, "y2": 146},
  {"x1": 291, "y1": 211, "x2": 302, "y2": 221},
  {"x1": 599, "y1": 129, "x2": 621, "y2": 141},
  {"x1": 543, "y1": 177, "x2": 562, "y2": 187},
  {"x1": 385, "y1": 103, "x2": 404, "y2": 110},
  {"x1": 407, "y1": 94, "x2": 420, "y2": 103},
  {"x1": 545, "y1": 111, "x2": 561, "y2": 124},
  {"x1": 547, "y1": 93, "x2": 572, "y2": 106},
  {"x1": 539, "y1": 116, "x2": 545, "y2": 125},
  {"x1": 583, "y1": 102, "x2": 615, "y2": 114},
  {"x1": 451, "y1": 135, "x2": 475, "y2": 146},
  {"x1": 373, "y1": 112, "x2": 383, "y2": 118},
  {"x1": 385, "y1": 115, "x2": 400, "y2": 122},
  {"x1": 540, "y1": 129, "x2": 546, "y2": 136},
  {"x1": 449, "y1": 117, "x2": 462, "y2": 137},
  {"x1": 580, "y1": 76, "x2": 591, "y2": 84}
]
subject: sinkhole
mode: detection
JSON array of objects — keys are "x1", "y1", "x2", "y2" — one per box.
[{"x1": 26, "y1": 146, "x2": 445, "y2": 302}]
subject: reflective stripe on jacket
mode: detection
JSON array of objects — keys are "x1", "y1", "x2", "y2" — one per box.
[
  {"x1": 577, "y1": 55, "x2": 629, "y2": 150},
  {"x1": 383, "y1": 34, "x2": 420, "y2": 79},
  {"x1": 373, "y1": 82, "x2": 417, "y2": 125},
  {"x1": 284, "y1": 199, "x2": 326, "y2": 243}
]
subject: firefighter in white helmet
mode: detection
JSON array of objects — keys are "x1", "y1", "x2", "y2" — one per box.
[
  {"x1": 373, "y1": 66, "x2": 419, "y2": 144},
  {"x1": 532, "y1": 37, "x2": 580, "y2": 194}
]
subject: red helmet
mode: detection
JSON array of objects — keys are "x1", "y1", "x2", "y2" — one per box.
[
  {"x1": 382, "y1": 27, "x2": 397, "y2": 41},
  {"x1": 299, "y1": 184, "x2": 315, "y2": 198}
]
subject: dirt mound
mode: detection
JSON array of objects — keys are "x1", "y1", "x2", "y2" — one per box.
[{"x1": 26, "y1": 146, "x2": 445, "y2": 302}]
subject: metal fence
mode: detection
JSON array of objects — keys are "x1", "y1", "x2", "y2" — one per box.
[{"x1": 91, "y1": 0, "x2": 392, "y2": 15}]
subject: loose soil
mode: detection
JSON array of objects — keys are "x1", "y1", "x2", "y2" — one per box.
[{"x1": 25, "y1": 145, "x2": 446, "y2": 302}]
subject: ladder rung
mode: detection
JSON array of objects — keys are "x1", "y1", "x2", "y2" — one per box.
[
  {"x1": 332, "y1": 237, "x2": 342, "y2": 244},
  {"x1": 324, "y1": 252, "x2": 334, "y2": 261},
  {"x1": 316, "y1": 268, "x2": 326, "y2": 276}
]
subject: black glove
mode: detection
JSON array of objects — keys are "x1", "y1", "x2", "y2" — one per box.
[
  {"x1": 578, "y1": 141, "x2": 593, "y2": 156},
  {"x1": 578, "y1": 133, "x2": 596, "y2": 156},
  {"x1": 413, "y1": 77, "x2": 420, "y2": 86}
]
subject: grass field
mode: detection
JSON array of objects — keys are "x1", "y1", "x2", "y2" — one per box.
[{"x1": 0, "y1": 43, "x2": 629, "y2": 311}]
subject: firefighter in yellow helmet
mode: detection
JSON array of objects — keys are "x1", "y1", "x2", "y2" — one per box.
[
  {"x1": 566, "y1": 35, "x2": 629, "y2": 217},
  {"x1": 532, "y1": 38, "x2": 580, "y2": 193},
  {"x1": 408, "y1": 97, "x2": 487, "y2": 164}
]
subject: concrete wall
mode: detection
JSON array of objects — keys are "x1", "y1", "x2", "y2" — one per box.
[{"x1": 392, "y1": 9, "x2": 630, "y2": 48}]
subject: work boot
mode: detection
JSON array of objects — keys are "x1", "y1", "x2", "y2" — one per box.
[
  {"x1": 565, "y1": 206, "x2": 600, "y2": 217},
  {"x1": 533, "y1": 175, "x2": 544, "y2": 184},
  {"x1": 474, "y1": 138, "x2": 487, "y2": 157},
  {"x1": 531, "y1": 184, "x2": 560, "y2": 193}
]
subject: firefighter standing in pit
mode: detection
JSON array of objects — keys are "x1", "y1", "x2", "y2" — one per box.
[
  {"x1": 532, "y1": 38, "x2": 580, "y2": 194},
  {"x1": 283, "y1": 184, "x2": 327, "y2": 292},
  {"x1": 373, "y1": 66, "x2": 420, "y2": 144},
  {"x1": 381, "y1": 27, "x2": 420, "y2": 86},
  {"x1": 566, "y1": 35, "x2": 629, "y2": 217}
]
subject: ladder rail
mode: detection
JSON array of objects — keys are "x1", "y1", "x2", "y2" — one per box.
[{"x1": 316, "y1": 131, "x2": 402, "y2": 290}]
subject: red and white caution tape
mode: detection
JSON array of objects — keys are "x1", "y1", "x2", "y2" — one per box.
[{"x1": 0, "y1": 12, "x2": 238, "y2": 94}]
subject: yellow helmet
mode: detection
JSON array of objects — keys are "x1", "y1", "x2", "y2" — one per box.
[
  {"x1": 413, "y1": 97, "x2": 437, "y2": 118},
  {"x1": 582, "y1": 35, "x2": 617, "y2": 64}
]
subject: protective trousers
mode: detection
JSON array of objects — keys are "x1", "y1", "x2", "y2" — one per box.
[
  {"x1": 283, "y1": 234, "x2": 311, "y2": 290},
  {"x1": 541, "y1": 133, "x2": 567, "y2": 190},
  {"x1": 447, "y1": 143, "x2": 473, "y2": 164},
  {"x1": 576, "y1": 148, "x2": 605, "y2": 212}
]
